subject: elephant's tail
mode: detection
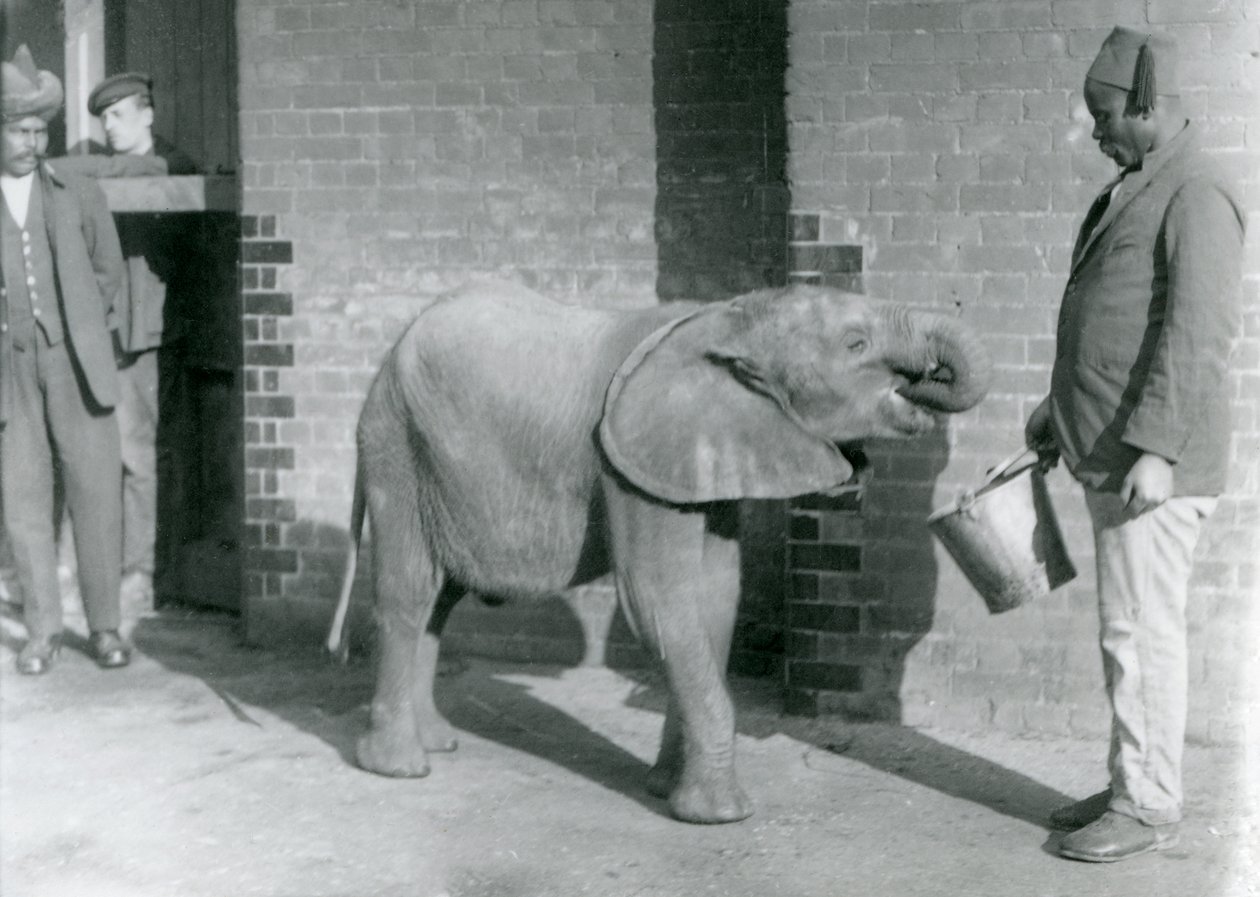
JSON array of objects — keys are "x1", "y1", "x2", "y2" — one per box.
[{"x1": 326, "y1": 457, "x2": 366, "y2": 664}]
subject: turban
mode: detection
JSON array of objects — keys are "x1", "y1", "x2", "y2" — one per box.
[{"x1": 2, "y1": 45, "x2": 64, "y2": 122}]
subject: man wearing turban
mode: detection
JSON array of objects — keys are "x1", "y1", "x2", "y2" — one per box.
[
  {"x1": 1025, "y1": 27, "x2": 1246, "y2": 862},
  {"x1": 0, "y1": 45, "x2": 131, "y2": 672}
]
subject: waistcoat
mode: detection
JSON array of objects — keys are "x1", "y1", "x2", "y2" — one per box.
[{"x1": 1, "y1": 180, "x2": 65, "y2": 346}]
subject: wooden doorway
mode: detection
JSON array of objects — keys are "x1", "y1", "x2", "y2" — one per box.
[
  {"x1": 104, "y1": 0, "x2": 238, "y2": 176},
  {"x1": 90, "y1": 0, "x2": 242, "y2": 612},
  {"x1": 106, "y1": 0, "x2": 242, "y2": 612}
]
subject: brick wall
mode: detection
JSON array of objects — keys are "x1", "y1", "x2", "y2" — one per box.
[
  {"x1": 783, "y1": 1, "x2": 1260, "y2": 743},
  {"x1": 234, "y1": 0, "x2": 792, "y2": 660},
  {"x1": 233, "y1": 0, "x2": 1258, "y2": 744}
]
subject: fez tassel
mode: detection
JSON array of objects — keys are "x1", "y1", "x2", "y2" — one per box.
[{"x1": 1134, "y1": 42, "x2": 1156, "y2": 112}]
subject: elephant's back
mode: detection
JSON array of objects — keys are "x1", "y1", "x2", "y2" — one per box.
[{"x1": 393, "y1": 282, "x2": 622, "y2": 435}]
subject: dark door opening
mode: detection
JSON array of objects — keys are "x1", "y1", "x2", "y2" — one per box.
[{"x1": 105, "y1": 0, "x2": 242, "y2": 612}]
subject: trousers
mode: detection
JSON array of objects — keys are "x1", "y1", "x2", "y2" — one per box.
[
  {"x1": 1083, "y1": 488, "x2": 1217, "y2": 826},
  {"x1": 117, "y1": 346, "x2": 187, "y2": 577},
  {"x1": 1, "y1": 321, "x2": 122, "y2": 637}
]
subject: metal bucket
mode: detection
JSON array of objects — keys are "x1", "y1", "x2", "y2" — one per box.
[{"x1": 927, "y1": 449, "x2": 1076, "y2": 614}]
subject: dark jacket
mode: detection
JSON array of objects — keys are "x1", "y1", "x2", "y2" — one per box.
[
  {"x1": 113, "y1": 135, "x2": 199, "y2": 353},
  {"x1": 0, "y1": 162, "x2": 126, "y2": 425},
  {"x1": 1049, "y1": 124, "x2": 1246, "y2": 496}
]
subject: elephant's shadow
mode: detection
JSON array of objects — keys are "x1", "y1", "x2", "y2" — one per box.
[
  {"x1": 617, "y1": 667, "x2": 1072, "y2": 829},
  {"x1": 125, "y1": 606, "x2": 1068, "y2": 828},
  {"x1": 124, "y1": 609, "x2": 669, "y2": 815}
]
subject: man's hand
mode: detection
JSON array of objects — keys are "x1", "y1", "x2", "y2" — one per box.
[
  {"x1": 1024, "y1": 398, "x2": 1059, "y2": 470},
  {"x1": 1120, "y1": 453, "x2": 1174, "y2": 515}
]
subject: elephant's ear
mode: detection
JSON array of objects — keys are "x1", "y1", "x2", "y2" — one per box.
[{"x1": 599, "y1": 305, "x2": 855, "y2": 504}]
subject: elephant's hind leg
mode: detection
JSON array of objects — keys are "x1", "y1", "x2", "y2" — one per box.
[
  {"x1": 356, "y1": 478, "x2": 451, "y2": 778},
  {"x1": 411, "y1": 580, "x2": 466, "y2": 753}
]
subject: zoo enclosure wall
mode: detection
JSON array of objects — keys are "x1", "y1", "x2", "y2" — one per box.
[{"x1": 233, "y1": 0, "x2": 1259, "y2": 745}]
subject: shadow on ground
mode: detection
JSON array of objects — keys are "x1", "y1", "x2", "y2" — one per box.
[
  {"x1": 620, "y1": 668, "x2": 1072, "y2": 830},
  {"x1": 122, "y1": 609, "x2": 1070, "y2": 828}
]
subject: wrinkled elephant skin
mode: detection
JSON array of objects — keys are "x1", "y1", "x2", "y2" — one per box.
[{"x1": 330, "y1": 280, "x2": 991, "y2": 824}]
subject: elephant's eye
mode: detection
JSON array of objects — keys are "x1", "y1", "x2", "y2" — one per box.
[{"x1": 843, "y1": 333, "x2": 868, "y2": 354}]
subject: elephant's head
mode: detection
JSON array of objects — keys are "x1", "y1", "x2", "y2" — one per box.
[{"x1": 599, "y1": 285, "x2": 991, "y2": 503}]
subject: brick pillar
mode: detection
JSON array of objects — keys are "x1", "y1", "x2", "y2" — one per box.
[
  {"x1": 239, "y1": 216, "x2": 296, "y2": 630},
  {"x1": 783, "y1": 212, "x2": 867, "y2": 715}
]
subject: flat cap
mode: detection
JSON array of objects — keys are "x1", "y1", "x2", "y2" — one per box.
[
  {"x1": 2, "y1": 45, "x2": 64, "y2": 122},
  {"x1": 87, "y1": 72, "x2": 153, "y2": 117},
  {"x1": 1086, "y1": 27, "x2": 1179, "y2": 111}
]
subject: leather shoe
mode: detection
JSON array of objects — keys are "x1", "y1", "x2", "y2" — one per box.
[
  {"x1": 1049, "y1": 788, "x2": 1112, "y2": 831},
  {"x1": 17, "y1": 636, "x2": 62, "y2": 675},
  {"x1": 1058, "y1": 810, "x2": 1179, "y2": 863},
  {"x1": 89, "y1": 630, "x2": 131, "y2": 669}
]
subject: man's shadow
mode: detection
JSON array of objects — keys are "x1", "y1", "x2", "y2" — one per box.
[{"x1": 767, "y1": 426, "x2": 1074, "y2": 829}]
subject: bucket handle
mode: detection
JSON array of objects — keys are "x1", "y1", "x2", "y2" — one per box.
[
  {"x1": 931, "y1": 446, "x2": 1042, "y2": 520},
  {"x1": 984, "y1": 446, "x2": 1040, "y2": 485}
]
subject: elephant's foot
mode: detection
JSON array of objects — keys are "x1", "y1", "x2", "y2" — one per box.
[
  {"x1": 668, "y1": 769, "x2": 753, "y2": 825},
  {"x1": 356, "y1": 728, "x2": 432, "y2": 778}
]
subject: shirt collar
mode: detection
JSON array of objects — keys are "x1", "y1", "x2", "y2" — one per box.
[
  {"x1": 0, "y1": 171, "x2": 36, "y2": 199},
  {"x1": 0, "y1": 171, "x2": 36, "y2": 227},
  {"x1": 0, "y1": 171, "x2": 36, "y2": 188}
]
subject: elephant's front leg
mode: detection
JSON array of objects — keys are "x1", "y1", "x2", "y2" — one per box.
[
  {"x1": 645, "y1": 504, "x2": 742, "y2": 807},
  {"x1": 605, "y1": 483, "x2": 750, "y2": 824}
]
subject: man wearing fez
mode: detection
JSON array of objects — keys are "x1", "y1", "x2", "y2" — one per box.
[
  {"x1": 0, "y1": 46, "x2": 131, "y2": 673},
  {"x1": 87, "y1": 72, "x2": 198, "y2": 612},
  {"x1": 1025, "y1": 27, "x2": 1245, "y2": 862}
]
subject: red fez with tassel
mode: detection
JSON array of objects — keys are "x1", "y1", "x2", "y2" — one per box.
[{"x1": 1086, "y1": 27, "x2": 1180, "y2": 112}]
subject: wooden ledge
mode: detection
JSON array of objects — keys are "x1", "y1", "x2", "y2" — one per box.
[{"x1": 98, "y1": 175, "x2": 239, "y2": 213}]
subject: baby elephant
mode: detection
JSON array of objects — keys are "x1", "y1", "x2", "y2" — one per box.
[{"x1": 329, "y1": 280, "x2": 990, "y2": 824}]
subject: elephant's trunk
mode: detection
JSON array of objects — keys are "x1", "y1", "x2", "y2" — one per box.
[{"x1": 887, "y1": 309, "x2": 992, "y2": 413}]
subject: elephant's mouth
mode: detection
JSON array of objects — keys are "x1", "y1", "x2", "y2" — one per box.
[{"x1": 885, "y1": 388, "x2": 938, "y2": 435}]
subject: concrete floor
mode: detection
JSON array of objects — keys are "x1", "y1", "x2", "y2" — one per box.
[{"x1": 1, "y1": 605, "x2": 1256, "y2": 897}]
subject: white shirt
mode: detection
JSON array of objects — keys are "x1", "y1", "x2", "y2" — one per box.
[{"x1": 0, "y1": 172, "x2": 35, "y2": 227}]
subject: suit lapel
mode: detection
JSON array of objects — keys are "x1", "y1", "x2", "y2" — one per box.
[
  {"x1": 38, "y1": 164, "x2": 63, "y2": 263},
  {"x1": 1071, "y1": 174, "x2": 1124, "y2": 269},
  {"x1": 1070, "y1": 124, "x2": 1196, "y2": 275},
  {"x1": 1073, "y1": 161, "x2": 1166, "y2": 272}
]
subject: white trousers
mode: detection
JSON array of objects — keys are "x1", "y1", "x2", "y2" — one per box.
[{"x1": 1084, "y1": 489, "x2": 1217, "y2": 825}]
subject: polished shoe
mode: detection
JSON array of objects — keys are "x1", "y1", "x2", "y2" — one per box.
[
  {"x1": 89, "y1": 630, "x2": 131, "y2": 669},
  {"x1": 1049, "y1": 788, "x2": 1112, "y2": 831},
  {"x1": 17, "y1": 636, "x2": 62, "y2": 675},
  {"x1": 1058, "y1": 810, "x2": 1179, "y2": 863}
]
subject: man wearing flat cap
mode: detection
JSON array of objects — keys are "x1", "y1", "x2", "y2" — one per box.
[
  {"x1": 1025, "y1": 26, "x2": 1246, "y2": 862},
  {"x1": 0, "y1": 45, "x2": 131, "y2": 673},
  {"x1": 87, "y1": 70, "x2": 198, "y2": 615}
]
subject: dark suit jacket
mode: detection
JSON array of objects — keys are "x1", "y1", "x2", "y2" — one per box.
[
  {"x1": 1048, "y1": 123, "x2": 1246, "y2": 496},
  {"x1": 113, "y1": 135, "x2": 200, "y2": 354},
  {"x1": 0, "y1": 162, "x2": 126, "y2": 424}
]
